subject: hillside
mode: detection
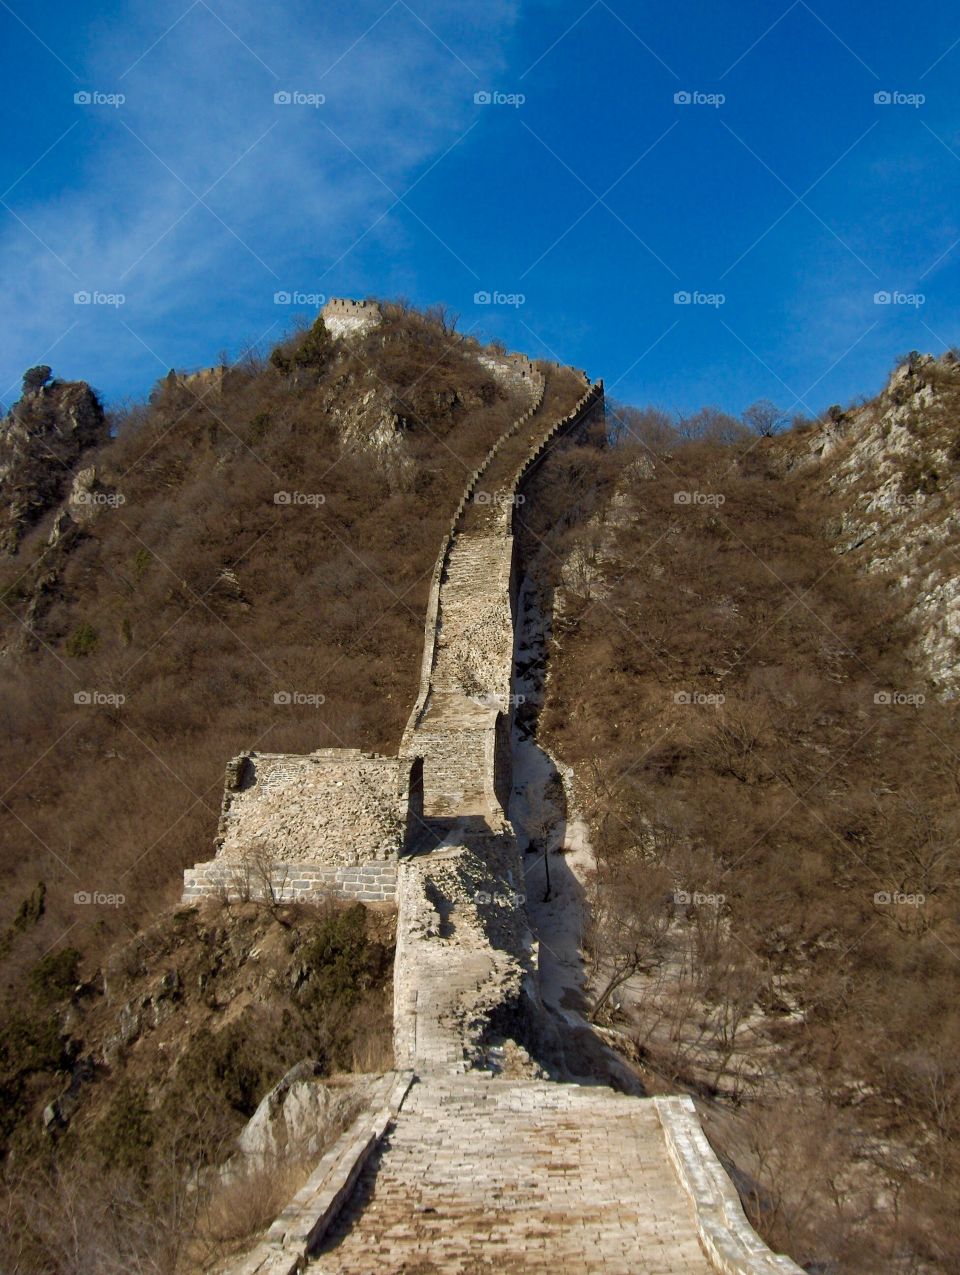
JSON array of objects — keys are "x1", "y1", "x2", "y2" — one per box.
[
  {"x1": 777, "y1": 350, "x2": 960, "y2": 694},
  {"x1": 0, "y1": 304, "x2": 536, "y2": 967},
  {"x1": 1, "y1": 899, "x2": 394, "y2": 1273},
  {"x1": 4, "y1": 308, "x2": 960, "y2": 1274},
  {"x1": 519, "y1": 373, "x2": 960, "y2": 1273}
]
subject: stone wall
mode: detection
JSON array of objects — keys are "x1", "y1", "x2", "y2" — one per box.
[
  {"x1": 182, "y1": 750, "x2": 420, "y2": 904},
  {"x1": 399, "y1": 375, "x2": 604, "y2": 822},
  {"x1": 182, "y1": 856, "x2": 398, "y2": 905},
  {"x1": 171, "y1": 365, "x2": 226, "y2": 396},
  {"x1": 401, "y1": 367, "x2": 548, "y2": 747},
  {"x1": 322, "y1": 298, "x2": 382, "y2": 339},
  {"x1": 392, "y1": 834, "x2": 539, "y2": 1073},
  {"x1": 478, "y1": 352, "x2": 539, "y2": 394}
]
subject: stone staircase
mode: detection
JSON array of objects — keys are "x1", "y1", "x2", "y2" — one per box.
[
  {"x1": 401, "y1": 370, "x2": 601, "y2": 826},
  {"x1": 414, "y1": 532, "x2": 516, "y2": 820},
  {"x1": 313, "y1": 1075, "x2": 715, "y2": 1275},
  {"x1": 219, "y1": 359, "x2": 804, "y2": 1275}
]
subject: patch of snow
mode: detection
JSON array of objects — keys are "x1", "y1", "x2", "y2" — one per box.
[{"x1": 509, "y1": 574, "x2": 596, "y2": 1028}]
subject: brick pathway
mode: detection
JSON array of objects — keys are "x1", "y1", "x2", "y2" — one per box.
[{"x1": 313, "y1": 1076, "x2": 713, "y2": 1274}]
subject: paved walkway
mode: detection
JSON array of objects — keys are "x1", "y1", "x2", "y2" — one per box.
[{"x1": 313, "y1": 1075, "x2": 714, "y2": 1274}]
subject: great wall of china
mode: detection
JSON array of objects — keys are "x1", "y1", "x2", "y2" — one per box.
[{"x1": 184, "y1": 300, "x2": 803, "y2": 1275}]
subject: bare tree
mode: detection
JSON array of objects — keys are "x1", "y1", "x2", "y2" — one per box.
[
  {"x1": 742, "y1": 398, "x2": 788, "y2": 437},
  {"x1": 586, "y1": 861, "x2": 672, "y2": 1021},
  {"x1": 677, "y1": 406, "x2": 749, "y2": 445}
]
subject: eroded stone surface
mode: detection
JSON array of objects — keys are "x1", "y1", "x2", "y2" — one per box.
[{"x1": 316, "y1": 1075, "x2": 715, "y2": 1275}]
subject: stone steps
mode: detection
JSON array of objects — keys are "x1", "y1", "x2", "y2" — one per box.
[
  {"x1": 404, "y1": 371, "x2": 592, "y2": 823},
  {"x1": 313, "y1": 1077, "x2": 715, "y2": 1274},
  {"x1": 407, "y1": 700, "x2": 492, "y2": 816}
]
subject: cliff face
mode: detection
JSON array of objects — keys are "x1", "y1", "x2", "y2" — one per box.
[
  {"x1": 0, "y1": 376, "x2": 106, "y2": 555},
  {"x1": 776, "y1": 351, "x2": 960, "y2": 694}
]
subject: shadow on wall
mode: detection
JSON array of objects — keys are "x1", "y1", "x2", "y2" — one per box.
[{"x1": 509, "y1": 571, "x2": 642, "y2": 1090}]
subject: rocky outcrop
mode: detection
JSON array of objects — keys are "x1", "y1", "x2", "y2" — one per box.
[
  {"x1": 0, "y1": 374, "x2": 106, "y2": 555},
  {"x1": 235, "y1": 1064, "x2": 373, "y2": 1167},
  {"x1": 777, "y1": 351, "x2": 960, "y2": 694}
]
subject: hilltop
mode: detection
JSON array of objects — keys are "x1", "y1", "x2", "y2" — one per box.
[{"x1": 2, "y1": 308, "x2": 960, "y2": 1274}]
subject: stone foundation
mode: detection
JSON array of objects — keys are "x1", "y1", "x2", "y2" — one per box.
[
  {"x1": 182, "y1": 750, "x2": 420, "y2": 904},
  {"x1": 182, "y1": 857, "x2": 398, "y2": 904}
]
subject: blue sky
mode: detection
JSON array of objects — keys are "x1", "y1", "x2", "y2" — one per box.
[{"x1": 1, "y1": 0, "x2": 958, "y2": 418}]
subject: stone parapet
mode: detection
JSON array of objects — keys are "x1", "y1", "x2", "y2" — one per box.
[
  {"x1": 182, "y1": 750, "x2": 421, "y2": 903},
  {"x1": 182, "y1": 857, "x2": 398, "y2": 905}
]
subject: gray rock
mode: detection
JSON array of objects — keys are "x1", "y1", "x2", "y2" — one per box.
[
  {"x1": 235, "y1": 1063, "x2": 369, "y2": 1165},
  {"x1": 118, "y1": 1001, "x2": 141, "y2": 1045}
]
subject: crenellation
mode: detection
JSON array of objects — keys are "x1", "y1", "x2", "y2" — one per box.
[{"x1": 321, "y1": 297, "x2": 383, "y2": 339}]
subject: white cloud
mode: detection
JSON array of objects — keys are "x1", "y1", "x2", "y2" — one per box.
[{"x1": 0, "y1": 0, "x2": 518, "y2": 404}]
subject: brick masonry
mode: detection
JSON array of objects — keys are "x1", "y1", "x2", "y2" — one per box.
[
  {"x1": 182, "y1": 749, "x2": 421, "y2": 904},
  {"x1": 182, "y1": 857, "x2": 398, "y2": 905},
  {"x1": 197, "y1": 341, "x2": 803, "y2": 1274}
]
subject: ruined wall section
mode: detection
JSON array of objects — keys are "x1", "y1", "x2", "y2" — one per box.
[
  {"x1": 213, "y1": 750, "x2": 416, "y2": 865},
  {"x1": 321, "y1": 298, "x2": 383, "y2": 339},
  {"x1": 399, "y1": 376, "x2": 604, "y2": 822},
  {"x1": 401, "y1": 369, "x2": 548, "y2": 749},
  {"x1": 182, "y1": 750, "x2": 421, "y2": 904}
]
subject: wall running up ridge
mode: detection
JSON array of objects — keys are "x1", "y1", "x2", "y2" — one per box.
[
  {"x1": 399, "y1": 375, "x2": 605, "y2": 825},
  {"x1": 180, "y1": 346, "x2": 555, "y2": 906},
  {"x1": 219, "y1": 358, "x2": 806, "y2": 1275}
]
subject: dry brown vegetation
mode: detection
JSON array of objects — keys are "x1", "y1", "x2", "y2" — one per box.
[
  {"x1": 0, "y1": 897, "x2": 393, "y2": 1274},
  {"x1": 522, "y1": 403, "x2": 960, "y2": 1273},
  {"x1": 0, "y1": 301, "x2": 526, "y2": 991}
]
